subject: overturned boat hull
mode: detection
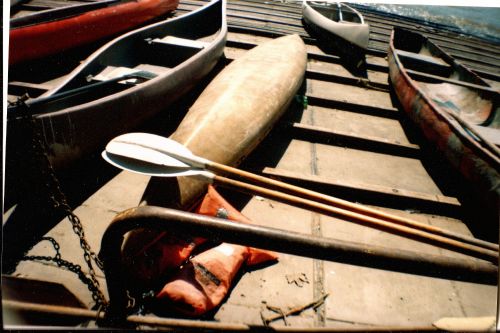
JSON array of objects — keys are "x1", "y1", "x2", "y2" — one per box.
[
  {"x1": 141, "y1": 34, "x2": 308, "y2": 209},
  {"x1": 121, "y1": 34, "x2": 307, "y2": 283}
]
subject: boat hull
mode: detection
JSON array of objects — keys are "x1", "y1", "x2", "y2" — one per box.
[
  {"x1": 9, "y1": 0, "x2": 179, "y2": 65},
  {"x1": 8, "y1": 0, "x2": 227, "y2": 170},
  {"x1": 141, "y1": 34, "x2": 307, "y2": 210},
  {"x1": 388, "y1": 29, "x2": 500, "y2": 201},
  {"x1": 122, "y1": 34, "x2": 306, "y2": 284},
  {"x1": 302, "y1": 2, "x2": 369, "y2": 51}
]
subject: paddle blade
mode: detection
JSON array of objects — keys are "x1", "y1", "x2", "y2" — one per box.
[
  {"x1": 105, "y1": 140, "x2": 189, "y2": 169},
  {"x1": 102, "y1": 151, "x2": 203, "y2": 178},
  {"x1": 105, "y1": 132, "x2": 207, "y2": 168}
]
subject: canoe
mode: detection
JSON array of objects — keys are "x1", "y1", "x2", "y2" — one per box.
[
  {"x1": 140, "y1": 34, "x2": 308, "y2": 210},
  {"x1": 388, "y1": 27, "x2": 500, "y2": 201},
  {"x1": 121, "y1": 34, "x2": 307, "y2": 283},
  {"x1": 7, "y1": 0, "x2": 227, "y2": 170},
  {"x1": 9, "y1": 0, "x2": 179, "y2": 65},
  {"x1": 302, "y1": 1, "x2": 369, "y2": 51}
]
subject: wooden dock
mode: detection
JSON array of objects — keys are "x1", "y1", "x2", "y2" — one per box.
[{"x1": 4, "y1": 0, "x2": 499, "y2": 330}]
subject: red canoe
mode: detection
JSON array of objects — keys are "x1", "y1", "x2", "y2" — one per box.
[
  {"x1": 9, "y1": 0, "x2": 179, "y2": 65},
  {"x1": 388, "y1": 27, "x2": 499, "y2": 201}
]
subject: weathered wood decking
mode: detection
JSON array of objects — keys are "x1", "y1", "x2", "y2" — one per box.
[{"x1": 5, "y1": 0, "x2": 499, "y2": 330}]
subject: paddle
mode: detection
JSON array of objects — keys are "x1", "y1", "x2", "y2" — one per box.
[
  {"x1": 103, "y1": 133, "x2": 498, "y2": 262},
  {"x1": 8, "y1": 71, "x2": 156, "y2": 119}
]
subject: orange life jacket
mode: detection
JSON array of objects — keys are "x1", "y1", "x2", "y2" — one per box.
[{"x1": 155, "y1": 185, "x2": 278, "y2": 316}]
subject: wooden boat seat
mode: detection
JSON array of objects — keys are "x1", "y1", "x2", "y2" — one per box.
[
  {"x1": 406, "y1": 69, "x2": 499, "y2": 94},
  {"x1": 396, "y1": 49, "x2": 452, "y2": 77},
  {"x1": 92, "y1": 66, "x2": 157, "y2": 83},
  {"x1": 143, "y1": 36, "x2": 209, "y2": 67},
  {"x1": 148, "y1": 36, "x2": 210, "y2": 49}
]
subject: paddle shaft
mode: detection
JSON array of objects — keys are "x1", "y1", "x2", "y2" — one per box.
[
  {"x1": 208, "y1": 174, "x2": 498, "y2": 263},
  {"x1": 206, "y1": 161, "x2": 498, "y2": 252}
]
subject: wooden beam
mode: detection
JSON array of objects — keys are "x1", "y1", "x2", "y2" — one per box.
[
  {"x1": 305, "y1": 94, "x2": 401, "y2": 120},
  {"x1": 262, "y1": 167, "x2": 461, "y2": 215},
  {"x1": 292, "y1": 122, "x2": 421, "y2": 158},
  {"x1": 305, "y1": 68, "x2": 390, "y2": 91}
]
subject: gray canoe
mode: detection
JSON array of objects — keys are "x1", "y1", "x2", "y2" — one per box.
[
  {"x1": 8, "y1": 0, "x2": 227, "y2": 170},
  {"x1": 302, "y1": 1, "x2": 369, "y2": 50}
]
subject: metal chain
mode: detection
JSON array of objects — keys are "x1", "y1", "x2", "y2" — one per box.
[
  {"x1": 23, "y1": 237, "x2": 107, "y2": 308},
  {"x1": 13, "y1": 97, "x2": 108, "y2": 310}
]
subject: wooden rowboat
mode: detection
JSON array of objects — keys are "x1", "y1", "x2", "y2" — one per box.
[
  {"x1": 388, "y1": 27, "x2": 500, "y2": 201},
  {"x1": 302, "y1": 1, "x2": 369, "y2": 51},
  {"x1": 141, "y1": 34, "x2": 308, "y2": 210},
  {"x1": 7, "y1": 0, "x2": 227, "y2": 170},
  {"x1": 9, "y1": 0, "x2": 179, "y2": 65}
]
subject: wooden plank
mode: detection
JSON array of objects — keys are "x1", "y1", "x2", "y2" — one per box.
[
  {"x1": 229, "y1": 0, "x2": 303, "y2": 17},
  {"x1": 262, "y1": 167, "x2": 461, "y2": 212},
  {"x1": 300, "y1": 105, "x2": 412, "y2": 145},
  {"x1": 396, "y1": 50, "x2": 452, "y2": 76},
  {"x1": 2, "y1": 275, "x2": 86, "y2": 308},
  {"x1": 305, "y1": 68, "x2": 389, "y2": 91},
  {"x1": 305, "y1": 95, "x2": 400, "y2": 119},
  {"x1": 308, "y1": 51, "x2": 389, "y2": 72},
  {"x1": 396, "y1": 49, "x2": 450, "y2": 67},
  {"x1": 227, "y1": 16, "x2": 307, "y2": 37},
  {"x1": 153, "y1": 36, "x2": 208, "y2": 49},
  {"x1": 225, "y1": 35, "x2": 389, "y2": 72},
  {"x1": 227, "y1": 1, "x2": 302, "y2": 21},
  {"x1": 292, "y1": 122, "x2": 421, "y2": 158},
  {"x1": 306, "y1": 79, "x2": 395, "y2": 111}
]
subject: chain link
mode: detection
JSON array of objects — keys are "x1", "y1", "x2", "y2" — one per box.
[
  {"x1": 23, "y1": 237, "x2": 106, "y2": 307},
  {"x1": 14, "y1": 97, "x2": 108, "y2": 310}
]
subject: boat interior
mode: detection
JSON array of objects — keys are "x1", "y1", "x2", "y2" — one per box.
[
  {"x1": 394, "y1": 28, "x2": 499, "y2": 133},
  {"x1": 310, "y1": 2, "x2": 363, "y2": 24},
  {"x1": 8, "y1": 1, "x2": 223, "y2": 115}
]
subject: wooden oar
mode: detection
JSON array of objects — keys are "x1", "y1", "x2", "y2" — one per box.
[
  {"x1": 105, "y1": 133, "x2": 499, "y2": 252},
  {"x1": 102, "y1": 134, "x2": 498, "y2": 262}
]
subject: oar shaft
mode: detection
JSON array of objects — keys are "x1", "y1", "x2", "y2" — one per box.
[
  {"x1": 208, "y1": 162, "x2": 498, "y2": 252},
  {"x1": 212, "y1": 175, "x2": 498, "y2": 263}
]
